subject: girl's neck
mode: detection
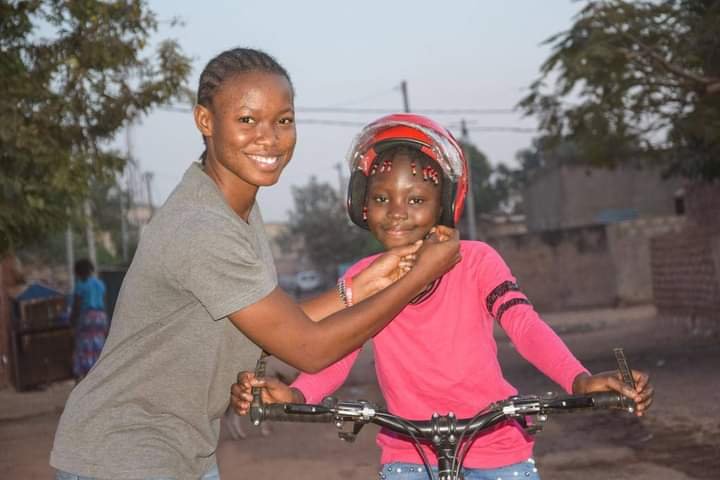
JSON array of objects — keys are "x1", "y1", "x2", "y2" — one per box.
[{"x1": 202, "y1": 156, "x2": 257, "y2": 222}]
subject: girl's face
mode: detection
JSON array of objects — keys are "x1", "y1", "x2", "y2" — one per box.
[
  {"x1": 194, "y1": 71, "x2": 296, "y2": 189},
  {"x1": 365, "y1": 153, "x2": 443, "y2": 249}
]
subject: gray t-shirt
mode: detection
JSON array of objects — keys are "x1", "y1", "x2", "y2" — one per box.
[{"x1": 51, "y1": 163, "x2": 277, "y2": 479}]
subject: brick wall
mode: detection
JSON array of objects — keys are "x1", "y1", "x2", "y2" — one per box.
[
  {"x1": 607, "y1": 216, "x2": 686, "y2": 304},
  {"x1": 650, "y1": 182, "x2": 720, "y2": 334}
]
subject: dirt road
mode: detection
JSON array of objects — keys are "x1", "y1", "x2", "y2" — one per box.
[{"x1": 2, "y1": 306, "x2": 718, "y2": 479}]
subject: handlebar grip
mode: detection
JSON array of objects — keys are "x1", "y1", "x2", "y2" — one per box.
[
  {"x1": 591, "y1": 391, "x2": 635, "y2": 411},
  {"x1": 263, "y1": 403, "x2": 335, "y2": 423},
  {"x1": 249, "y1": 388, "x2": 264, "y2": 426}
]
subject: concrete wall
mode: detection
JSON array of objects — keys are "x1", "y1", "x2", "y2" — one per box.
[
  {"x1": 489, "y1": 225, "x2": 617, "y2": 311},
  {"x1": 607, "y1": 216, "x2": 687, "y2": 305},
  {"x1": 523, "y1": 165, "x2": 683, "y2": 232},
  {"x1": 488, "y1": 216, "x2": 684, "y2": 312}
]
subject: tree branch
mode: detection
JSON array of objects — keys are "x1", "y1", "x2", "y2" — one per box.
[{"x1": 622, "y1": 33, "x2": 720, "y2": 94}]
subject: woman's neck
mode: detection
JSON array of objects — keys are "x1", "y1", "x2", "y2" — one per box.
[{"x1": 201, "y1": 157, "x2": 257, "y2": 221}]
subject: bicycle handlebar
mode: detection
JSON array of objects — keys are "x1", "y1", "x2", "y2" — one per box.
[
  {"x1": 260, "y1": 390, "x2": 633, "y2": 434},
  {"x1": 252, "y1": 347, "x2": 639, "y2": 480}
]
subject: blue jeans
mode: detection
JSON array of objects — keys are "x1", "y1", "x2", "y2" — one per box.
[
  {"x1": 55, "y1": 463, "x2": 220, "y2": 480},
  {"x1": 379, "y1": 459, "x2": 540, "y2": 479}
]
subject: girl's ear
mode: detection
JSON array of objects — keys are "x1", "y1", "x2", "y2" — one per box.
[{"x1": 194, "y1": 104, "x2": 213, "y2": 138}]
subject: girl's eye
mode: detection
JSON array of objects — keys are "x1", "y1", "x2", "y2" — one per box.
[
  {"x1": 279, "y1": 117, "x2": 295, "y2": 125},
  {"x1": 373, "y1": 195, "x2": 388, "y2": 203},
  {"x1": 238, "y1": 116, "x2": 255, "y2": 124},
  {"x1": 409, "y1": 198, "x2": 425, "y2": 205}
]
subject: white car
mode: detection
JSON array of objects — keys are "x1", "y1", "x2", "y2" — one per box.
[{"x1": 295, "y1": 270, "x2": 323, "y2": 293}]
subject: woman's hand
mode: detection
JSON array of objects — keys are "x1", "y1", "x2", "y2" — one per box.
[
  {"x1": 352, "y1": 241, "x2": 423, "y2": 301},
  {"x1": 230, "y1": 372, "x2": 300, "y2": 416},
  {"x1": 572, "y1": 369, "x2": 654, "y2": 417},
  {"x1": 409, "y1": 227, "x2": 461, "y2": 291}
]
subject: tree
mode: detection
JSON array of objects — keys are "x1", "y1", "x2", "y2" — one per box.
[
  {"x1": 284, "y1": 176, "x2": 378, "y2": 279},
  {"x1": 519, "y1": 0, "x2": 720, "y2": 180},
  {"x1": 460, "y1": 141, "x2": 513, "y2": 216},
  {"x1": 0, "y1": 0, "x2": 191, "y2": 254}
]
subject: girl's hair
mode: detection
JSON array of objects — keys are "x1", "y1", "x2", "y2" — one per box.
[
  {"x1": 196, "y1": 48, "x2": 294, "y2": 160},
  {"x1": 368, "y1": 146, "x2": 444, "y2": 189},
  {"x1": 74, "y1": 258, "x2": 95, "y2": 278},
  {"x1": 197, "y1": 47, "x2": 293, "y2": 108}
]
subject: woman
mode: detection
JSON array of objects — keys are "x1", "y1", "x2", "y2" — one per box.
[{"x1": 51, "y1": 48, "x2": 460, "y2": 480}]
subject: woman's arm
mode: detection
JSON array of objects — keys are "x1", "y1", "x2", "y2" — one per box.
[
  {"x1": 228, "y1": 230, "x2": 460, "y2": 373},
  {"x1": 298, "y1": 242, "x2": 419, "y2": 321}
]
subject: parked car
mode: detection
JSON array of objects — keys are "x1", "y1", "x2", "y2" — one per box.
[{"x1": 294, "y1": 270, "x2": 323, "y2": 293}]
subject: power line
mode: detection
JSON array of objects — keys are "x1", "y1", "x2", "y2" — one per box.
[
  {"x1": 299, "y1": 107, "x2": 516, "y2": 114},
  {"x1": 156, "y1": 107, "x2": 534, "y2": 133},
  {"x1": 159, "y1": 105, "x2": 517, "y2": 115}
]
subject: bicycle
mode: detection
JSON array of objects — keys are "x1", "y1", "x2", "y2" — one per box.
[{"x1": 249, "y1": 348, "x2": 638, "y2": 480}]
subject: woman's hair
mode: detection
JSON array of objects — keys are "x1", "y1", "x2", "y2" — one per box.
[
  {"x1": 196, "y1": 47, "x2": 293, "y2": 160},
  {"x1": 197, "y1": 47, "x2": 293, "y2": 108},
  {"x1": 74, "y1": 258, "x2": 95, "y2": 278}
]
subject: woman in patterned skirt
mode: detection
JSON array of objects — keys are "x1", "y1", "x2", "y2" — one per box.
[{"x1": 69, "y1": 259, "x2": 108, "y2": 381}]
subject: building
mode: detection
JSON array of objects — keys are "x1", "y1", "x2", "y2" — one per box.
[{"x1": 522, "y1": 165, "x2": 684, "y2": 232}]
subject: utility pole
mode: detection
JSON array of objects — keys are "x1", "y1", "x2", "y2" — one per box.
[
  {"x1": 333, "y1": 163, "x2": 346, "y2": 199},
  {"x1": 143, "y1": 172, "x2": 155, "y2": 216},
  {"x1": 460, "y1": 119, "x2": 478, "y2": 240},
  {"x1": 120, "y1": 124, "x2": 133, "y2": 263},
  {"x1": 120, "y1": 188, "x2": 129, "y2": 263},
  {"x1": 84, "y1": 199, "x2": 97, "y2": 267},
  {"x1": 400, "y1": 80, "x2": 410, "y2": 113},
  {"x1": 65, "y1": 222, "x2": 75, "y2": 291}
]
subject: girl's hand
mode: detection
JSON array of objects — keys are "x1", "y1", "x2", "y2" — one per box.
[
  {"x1": 231, "y1": 372, "x2": 299, "y2": 416},
  {"x1": 572, "y1": 369, "x2": 654, "y2": 417}
]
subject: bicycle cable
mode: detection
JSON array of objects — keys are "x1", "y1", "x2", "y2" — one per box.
[
  {"x1": 375, "y1": 411, "x2": 437, "y2": 480},
  {"x1": 450, "y1": 409, "x2": 505, "y2": 478}
]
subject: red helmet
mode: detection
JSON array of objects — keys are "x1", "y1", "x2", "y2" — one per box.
[{"x1": 346, "y1": 113, "x2": 468, "y2": 229}]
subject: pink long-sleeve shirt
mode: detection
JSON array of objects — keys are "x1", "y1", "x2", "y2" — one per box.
[{"x1": 292, "y1": 241, "x2": 589, "y2": 468}]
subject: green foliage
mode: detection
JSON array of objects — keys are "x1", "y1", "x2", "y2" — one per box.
[
  {"x1": 519, "y1": 0, "x2": 720, "y2": 180},
  {"x1": 461, "y1": 142, "x2": 509, "y2": 218},
  {"x1": 461, "y1": 141, "x2": 509, "y2": 215},
  {"x1": 284, "y1": 176, "x2": 376, "y2": 277},
  {"x1": 0, "y1": 0, "x2": 191, "y2": 254}
]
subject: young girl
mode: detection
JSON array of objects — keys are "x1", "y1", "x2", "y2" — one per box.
[
  {"x1": 50, "y1": 50, "x2": 460, "y2": 480},
  {"x1": 69, "y1": 259, "x2": 108, "y2": 382},
  {"x1": 233, "y1": 114, "x2": 654, "y2": 480}
]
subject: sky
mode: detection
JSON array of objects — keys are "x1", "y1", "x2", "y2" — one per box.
[{"x1": 123, "y1": 0, "x2": 584, "y2": 223}]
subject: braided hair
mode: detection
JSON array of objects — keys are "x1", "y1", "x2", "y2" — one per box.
[{"x1": 196, "y1": 47, "x2": 294, "y2": 160}]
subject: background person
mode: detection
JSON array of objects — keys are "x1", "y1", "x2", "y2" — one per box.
[{"x1": 69, "y1": 258, "x2": 108, "y2": 382}]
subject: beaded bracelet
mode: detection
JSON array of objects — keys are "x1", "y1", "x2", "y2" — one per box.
[
  {"x1": 337, "y1": 278, "x2": 349, "y2": 307},
  {"x1": 344, "y1": 276, "x2": 354, "y2": 307}
]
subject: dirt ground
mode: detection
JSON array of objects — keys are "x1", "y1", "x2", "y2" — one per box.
[{"x1": 1, "y1": 305, "x2": 719, "y2": 479}]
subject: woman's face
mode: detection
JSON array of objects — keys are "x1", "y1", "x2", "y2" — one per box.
[
  {"x1": 365, "y1": 153, "x2": 443, "y2": 249},
  {"x1": 195, "y1": 71, "x2": 296, "y2": 189}
]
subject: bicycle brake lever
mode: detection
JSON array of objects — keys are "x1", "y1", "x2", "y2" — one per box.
[
  {"x1": 249, "y1": 350, "x2": 269, "y2": 426},
  {"x1": 337, "y1": 420, "x2": 365, "y2": 443},
  {"x1": 613, "y1": 347, "x2": 637, "y2": 413}
]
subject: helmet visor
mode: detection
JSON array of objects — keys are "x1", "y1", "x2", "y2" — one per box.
[{"x1": 346, "y1": 119, "x2": 465, "y2": 183}]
